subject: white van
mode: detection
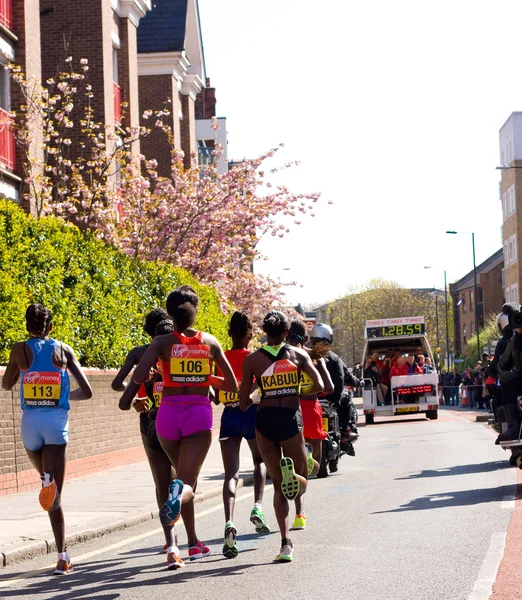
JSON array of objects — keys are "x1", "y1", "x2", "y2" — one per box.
[{"x1": 362, "y1": 316, "x2": 438, "y2": 424}]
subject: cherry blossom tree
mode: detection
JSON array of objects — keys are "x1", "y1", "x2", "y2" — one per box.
[{"x1": 9, "y1": 60, "x2": 322, "y2": 321}]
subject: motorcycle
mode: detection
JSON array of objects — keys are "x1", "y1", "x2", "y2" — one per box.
[
  {"x1": 317, "y1": 390, "x2": 358, "y2": 478},
  {"x1": 496, "y1": 395, "x2": 522, "y2": 466}
]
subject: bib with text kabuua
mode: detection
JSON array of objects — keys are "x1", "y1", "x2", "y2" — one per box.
[{"x1": 258, "y1": 346, "x2": 300, "y2": 400}]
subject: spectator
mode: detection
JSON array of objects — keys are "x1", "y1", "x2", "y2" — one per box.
[
  {"x1": 440, "y1": 368, "x2": 452, "y2": 405},
  {"x1": 380, "y1": 358, "x2": 392, "y2": 405},
  {"x1": 450, "y1": 368, "x2": 461, "y2": 406},
  {"x1": 391, "y1": 356, "x2": 408, "y2": 378},
  {"x1": 353, "y1": 362, "x2": 362, "y2": 380},
  {"x1": 417, "y1": 354, "x2": 433, "y2": 374},
  {"x1": 461, "y1": 366, "x2": 475, "y2": 409},
  {"x1": 473, "y1": 362, "x2": 485, "y2": 409},
  {"x1": 371, "y1": 352, "x2": 384, "y2": 370},
  {"x1": 406, "y1": 354, "x2": 422, "y2": 375}
]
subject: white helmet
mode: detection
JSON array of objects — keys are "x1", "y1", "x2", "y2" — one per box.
[
  {"x1": 497, "y1": 313, "x2": 510, "y2": 335},
  {"x1": 309, "y1": 323, "x2": 333, "y2": 344}
]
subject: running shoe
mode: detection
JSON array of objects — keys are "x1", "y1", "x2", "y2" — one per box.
[
  {"x1": 39, "y1": 473, "x2": 58, "y2": 512},
  {"x1": 291, "y1": 514, "x2": 306, "y2": 530},
  {"x1": 222, "y1": 522, "x2": 238, "y2": 558},
  {"x1": 280, "y1": 457, "x2": 300, "y2": 500},
  {"x1": 275, "y1": 541, "x2": 294, "y2": 562},
  {"x1": 188, "y1": 540, "x2": 211, "y2": 561},
  {"x1": 250, "y1": 508, "x2": 270, "y2": 533},
  {"x1": 167, "y1": 548, "x2": 185, "y2": 570},
  {"x1": 305, "y1": 443, "x2": 315, "y2": 476},
  {"x1": 160, "y1": 479, "x2": 183, "y2": 527},
  {"x1": 54, "y1": 558, "x2": 73, "y2": 575}
]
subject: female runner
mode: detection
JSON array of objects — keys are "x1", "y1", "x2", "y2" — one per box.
[
  {"x1": 133, "y1": 285, "x2": 237, "y2": 564},
  {"x1": 286, "y1": 318, "x2": 334, "y2": 530},
  {"x1": 116, "y1": 311, "x2": 182, "y2": 569},
  {"x1": 2, "y1": 304, "x2": 93, "y2": 575},
  {"x1": 240, "y1": 310, "x2": 324, "y2": 562},
  {"x1": 216, "y1": 311, "x2": 270, "y2": 559}
]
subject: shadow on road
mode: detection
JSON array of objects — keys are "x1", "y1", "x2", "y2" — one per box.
[
  {"x1": 373, "y1": 483, "x2": 514, "y2": 514},
  {"x1": 395, "y1": 460, "x2": 511, "y2": 480},
  {"x1": 0, "y1": 550, "x2": 265, "y2": 600}
]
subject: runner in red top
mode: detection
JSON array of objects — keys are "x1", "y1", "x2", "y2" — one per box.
[{"x1": 215, "y1": 312, "x2": 270, "y2": 559}]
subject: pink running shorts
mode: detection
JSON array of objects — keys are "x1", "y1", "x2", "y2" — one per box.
[{"x1": 156, "y1": 395, "x2": 213, "y2": 441}]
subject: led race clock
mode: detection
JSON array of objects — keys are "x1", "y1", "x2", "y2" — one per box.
[
  {"x1": 396, "y1": 384, "x2": 436, "y2": 396},
  {"x1": 366, "y1": 323, "x2": 425, "y2": 339}
]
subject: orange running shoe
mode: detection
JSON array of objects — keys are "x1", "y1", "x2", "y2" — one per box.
[
  {"x1": 39, "y1": 474, "x2": 58, "y2": 512},
  {"x1": 54, "y1": 558, "x2": 73, "y2": 575},
  {"x1": 167, "y1": 548, "x2": 185, "y2": 570}
]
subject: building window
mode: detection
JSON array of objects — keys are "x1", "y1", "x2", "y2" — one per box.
[
  {"x1": 470, "y1": 291, "x2": 474, "y2": 311},
  {"x1": 0, "y1": 1, "x2": 13, "y2": 30},
  {"x1": 470, "y1": 322, "x2": 474, "y2": 335},
  {"x1": 505, "y1": 240, "x2": 510, "y2": 265},
  {"x1": 508, "y1": 185, "x2": 516, "y2": 216},
  {"x1": 463, "y1": 324, "x2": 467, "y2": 345},
  {"x1": 509, "y1": 234, "x2": 517, "y2": 264},
  {"x1": 461, "y1": 294, "x2": 466, "y2": 313},
  {"x1": 112, "y1": 47, "x2": 121, "y2": 124},
  {"x1": 512, "y1": 284, "x2": 519, "y2": 304}
]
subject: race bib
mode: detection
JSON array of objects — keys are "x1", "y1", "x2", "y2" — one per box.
[
  {"x1": 153, "y1": 381, "x2": 163, "y2": 407},
  {"x1": 261, "y1": 360, "x2": 299, "y2": 399},
  {"x1": 23, "y1": 371, "x2": 61, "y2": 407},
  {"x1": 219, "y1": 390, "x2": 240, "y2": 405},
  {"x1": 299, "y1": 371, "x2": 314, "y2": 395},
  {"x1": 170, "y1": 344, "x2": 211, "y2": 385}
]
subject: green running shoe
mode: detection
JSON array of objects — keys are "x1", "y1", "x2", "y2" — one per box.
[
  {"x1": 280, "y1": 457, "x2": 300, "y2": 500},
  {"x1": 250, "y1": 508, "x2": 270, "y2": 533},
  {"x1": 305, "y1": 443, "x2": 315, "y2": 476},
  {"x1": 275, "y1": 540, "x2": 294, "y2": 562},
  {"x1": 222, "y1": 521, "x2": 238, "y2": 558}
]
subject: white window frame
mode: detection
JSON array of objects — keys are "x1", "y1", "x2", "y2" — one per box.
[
  {"x1": 508, "y1": 185, "x2": 516, "y2": 216},
  {"x1": 505, "y1": 240, "x2": 510, "y2": 265}
]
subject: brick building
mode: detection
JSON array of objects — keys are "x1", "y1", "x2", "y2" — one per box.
[
  {"x1": 137, "y1": 0, "x2": 206, "y2": 172},
  {"x1": 449, "y1": 248, "x2": 504, "y2": 355}
]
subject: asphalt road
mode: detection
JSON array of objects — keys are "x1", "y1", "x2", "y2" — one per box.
[{"x1": 0, "y1": 410, "x2": 516, "y2": 600}]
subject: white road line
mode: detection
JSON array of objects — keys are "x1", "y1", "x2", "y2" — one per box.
[
  {"x1": 501, "y1": 493, "x2": 516, "y2": 509},
  {"x1": 0, "y1": 485, "x2": 271, "y2": 589},
  {"x1": 467, "y1": 532, "x2": 507, "y2": 600}
]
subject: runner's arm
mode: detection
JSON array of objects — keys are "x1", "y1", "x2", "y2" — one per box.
[
  {"x1": 119, "y1": 378, "x2": 141, "y2": 410},
  {"x1": 64, "y1": 345, "x2": 93, "y2": 400},
  {"x1": 112, "y1": 348, "x2": 140, "y2": 391},
  {"x1": 133, "y1": 340, "x2": 161, "y2": 384},
  {"x1": 211, "y1": 342, "x2": 238, "y2": 392},
  {"x1": 316, "y1": 357, "x2": 334, "y2": 395},
  {"x1": 240, "y1": 355, "x2": 255, "y2": 411},
  {"x1": 1, "y1": 344, "x2": 22, "y2": 390}
]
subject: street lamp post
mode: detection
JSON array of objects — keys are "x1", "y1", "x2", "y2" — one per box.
[
  {"x1": 446, "y1": 231, "x2": 480, "y2": 361},
  {"x1": 425, "y1": 266, "x2": 451, "y2": 368}
]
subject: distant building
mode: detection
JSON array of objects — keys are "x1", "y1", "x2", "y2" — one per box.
[
  {"x1": 499, "y1": 112, "x2": 522, "y2": 304},
  {"x1": 449, "y1": 249, "x2": 503, "y2": 355}
]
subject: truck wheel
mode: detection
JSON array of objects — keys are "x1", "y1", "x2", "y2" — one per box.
[
  {"x1": 426, "y1": 410, "x2": 438, "y2": 420},
  {"x1": 365, "y1": 414, "x2": 375, "y2": 425}
]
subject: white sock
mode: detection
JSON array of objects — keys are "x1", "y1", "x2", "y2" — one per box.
[
  {"x1": 166, "y1": 545, "x2": 179, "y2": 554},
  {"x1": 254, "y1": 502, "x2": 262, "y2": 512},
  {"x1": 58, "y1": 551, "x2": 70, "y2": 561},
  {"x1": 41, "y1": 472, "x2": 53, "y2": 487}
]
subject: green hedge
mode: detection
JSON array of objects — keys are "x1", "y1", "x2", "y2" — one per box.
[{"x1": 0, "y1": 201, "x2": 229, "y2": 368}]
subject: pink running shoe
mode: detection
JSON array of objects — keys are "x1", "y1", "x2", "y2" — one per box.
[{"x1": 188, "y1": 541, "x2": 211, "y2": 561}]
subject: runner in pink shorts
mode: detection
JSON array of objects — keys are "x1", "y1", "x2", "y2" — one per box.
[{"x1": 133, "y1": 285, "x2": 237, "y2": 569}]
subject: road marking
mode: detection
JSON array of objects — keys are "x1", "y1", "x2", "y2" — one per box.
[
  {"x1": 0, "y1": 485, "x2": 270, "y2": 589},
  {"x1": 501, "y1": 493, "x2": 516, "y2": 509},
  {"x1": 467, "y1": 532, "x2": 507, "y2": 600}
]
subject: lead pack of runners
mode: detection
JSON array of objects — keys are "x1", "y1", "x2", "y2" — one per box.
[{"x1": 1, "y1": 293, "x2": 352, "y2": 573}]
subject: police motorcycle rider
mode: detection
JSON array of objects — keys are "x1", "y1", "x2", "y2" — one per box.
[
  {"x1": 309, "y1": 324, "x2": 360, "y2": 449},
  {"x1": 488, "y1": 307, "x2": 514, "y2": 430},
  {"x1": 497, "y1": 303, "x2": 522, "y2": 442}
]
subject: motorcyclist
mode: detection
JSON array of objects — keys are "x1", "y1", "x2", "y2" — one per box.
[
  {"x1": 497, "y1": 303, "x2": 522, "y2": 441},
  {"x1": 309, "y1": 323, "x2": 359, "y2": 446}
]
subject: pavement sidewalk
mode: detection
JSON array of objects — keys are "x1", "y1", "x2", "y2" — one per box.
[{"x1": 0, "y1": 436, "x2": 256, "y2": 567}]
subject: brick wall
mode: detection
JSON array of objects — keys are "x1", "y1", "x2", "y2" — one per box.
[
  {"x1": 180, "y1": 94, "x2": 196, "y2": 170},
  {"x1": 0, "y1": 369, "x2": 145, "y2": 496},
  {"x1": 139, "y1": 74, "x2": 176, "y2": 177},
  {"x1": 195, "y1": 78, "x2": 216, "y2": 120}
]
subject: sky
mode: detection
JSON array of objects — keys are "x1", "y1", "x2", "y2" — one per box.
[{"x1": 198, "y1": 0, "x2": 519, "y2": 308}]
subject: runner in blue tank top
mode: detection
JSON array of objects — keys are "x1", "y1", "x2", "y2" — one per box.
[{"x1": 2, "y1": 304, "x2": 92, "y2": 575}]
